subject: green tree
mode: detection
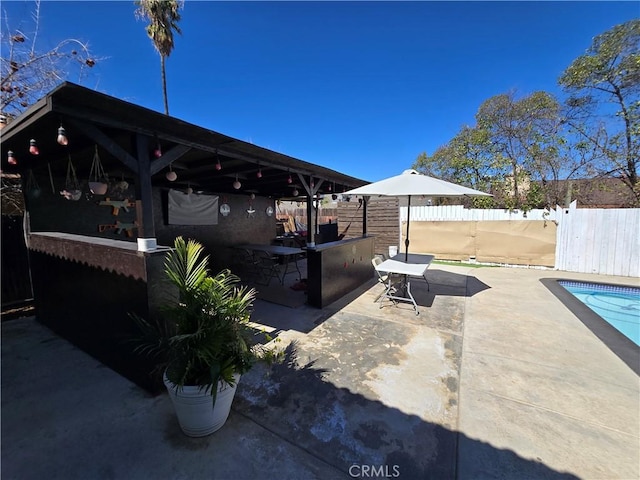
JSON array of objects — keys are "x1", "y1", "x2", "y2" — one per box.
[
  {"x1": 476, "y1": 91, "x2": 560, "y2": 207},
  {"x1": 413, "y1": 125, "x2": 504, "y2": 207},
  {"x1": 558, "y1": 19, "x2": 640, "y2": 205},
  {"x1": 416, "y1": 91, "x2": 579, "y2": 210},
  {"x1": 475, "y1": 90, "x2": 566, "y2": 209},
  {"x1": 135, "y1": 0, "x2": 183, "y2": 115}
]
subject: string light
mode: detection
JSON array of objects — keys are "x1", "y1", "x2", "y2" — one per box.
[
  {"x1": 166, "y1": 164, "x2": 177, "y2": 181},
  {"x1": 215, "y1": 150, "x2": 222, "y2": 170},
  {"x1": 8, "y1": 150, "x2": 17, "y2": 165},
  {"x1": 57, "y1": 125, "x2": 68, "y2": 146},
  {"x1": 29, "y1": 139, "x2": 39, "y2": 155},
  {"x1": 233, "y1": 174, "x2": 241, "y2": 190}
]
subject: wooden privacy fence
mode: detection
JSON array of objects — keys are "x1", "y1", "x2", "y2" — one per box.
[
  {"x1": 275, "y1": 207, "x2": 338, "y2": 229},
  {"x1": 277, "y1": 200, "x2": 400, "y2": 256},
  {"x1": 339, "y1": 198, "x2": 399, "y2": 256}
]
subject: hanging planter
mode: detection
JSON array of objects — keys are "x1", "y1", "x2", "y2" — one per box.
[
  {"x1": 60, "y1": 154, "x2": 82, "y2": 201},
  {"x1": 88, "y1": 145, "x2": 109, "y2": 195}
]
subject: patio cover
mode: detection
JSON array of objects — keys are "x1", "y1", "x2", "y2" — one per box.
[{"x1": 0, "y1": 82, "x2": 367, "y2": 244}]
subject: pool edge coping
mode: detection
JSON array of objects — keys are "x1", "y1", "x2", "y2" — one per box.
[{"x1": 541, "y1": 278, "x2": 639, "y2": 377}]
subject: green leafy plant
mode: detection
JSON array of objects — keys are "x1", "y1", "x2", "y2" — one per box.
[{"x1": 132, "y1": 237, "x2": 280, "y2": 405}]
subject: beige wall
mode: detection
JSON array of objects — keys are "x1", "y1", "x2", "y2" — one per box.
[{"x1": 402, "y1": 220, "x2": 557, "y2": 266}]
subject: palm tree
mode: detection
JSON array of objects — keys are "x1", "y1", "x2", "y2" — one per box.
[{"x1": 135, "y1": 0, "x2": 183, "y2": 115}]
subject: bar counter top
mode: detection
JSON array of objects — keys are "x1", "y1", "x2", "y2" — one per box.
[{"x1": 27, "y1": 232, "x2": 170, "y2": 281}]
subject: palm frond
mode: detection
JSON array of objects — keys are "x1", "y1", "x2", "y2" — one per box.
[{"x1": 131, "y1": 237, "x2": 282, "y2": 404}]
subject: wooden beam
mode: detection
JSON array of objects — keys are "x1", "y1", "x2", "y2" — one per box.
[
  {"x1": 149, "y1": 144, "x2": 192, "y2": 175},
  {"x1": 297, "y1": 173, "x2": 323, "y2": 197},
  {"x1": 65, "y1": 118, "x2": 138, "y2": 174},
  {"x1": 52, "y1": 103, "x2": 264, "y2": 163},
  {"x1": 0, "y1": 96, "x2": 50, "y2": 141}
]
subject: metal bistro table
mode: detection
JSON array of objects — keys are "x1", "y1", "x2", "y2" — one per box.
[
  {"x1": 374, "y1": 253, "x2": 434, "y2": 315},
  {"x1": 236, "y1": 244, "x2": 304, "y2": 285}
]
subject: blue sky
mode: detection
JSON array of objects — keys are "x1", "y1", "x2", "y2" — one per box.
[{"x1": 2, "y1": 1, "x2": 638, "y2": 182}]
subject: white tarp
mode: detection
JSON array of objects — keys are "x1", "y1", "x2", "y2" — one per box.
[{"x1": 168, "y1": 189, "x2": 219, "y2": 225}]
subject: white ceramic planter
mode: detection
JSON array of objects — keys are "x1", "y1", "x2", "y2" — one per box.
[{"x1": 164, "y1": 373, "x2": 240, "y2": 437}]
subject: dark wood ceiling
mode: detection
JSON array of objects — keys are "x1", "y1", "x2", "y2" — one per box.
[{"x1": 1, "y1": 82, "x2": 366, "y2": 199}]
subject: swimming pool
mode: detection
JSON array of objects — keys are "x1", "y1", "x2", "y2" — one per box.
[
  {"x1": 559, "y1": 281, "x2": 640, "y2": 346},
  {"x1": 542, "y1": 278, "x2": 640, "y2": 375}
]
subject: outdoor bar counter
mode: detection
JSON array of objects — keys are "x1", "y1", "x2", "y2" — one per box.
[
  {"x1": 306, "y1": 235, "x2": 375, "y2": 308},
  {"x1": 27, "y1": 232, "x2": 171, "y2": 392}
]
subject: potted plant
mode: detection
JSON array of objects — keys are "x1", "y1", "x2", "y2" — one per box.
[{"x1": 133, "y1": 236, "x2": 280, "y2": 437}]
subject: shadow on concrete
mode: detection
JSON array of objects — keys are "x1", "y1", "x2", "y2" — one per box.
[
  {"x1": 252, "y1": 270, "x2": 491, "y2": 335},
  {"x1": 2, "y1": 318, "x2": 579, "y2": 480},
  {"x1": 250, "y1": 277, "x2": 378, "y2": 336},
  {"x1": 234, "y1": 341, "x2": 579, "y2": 480},
  {"x1": 371, "y1": 269, "x2": 491, "y2": 313}
]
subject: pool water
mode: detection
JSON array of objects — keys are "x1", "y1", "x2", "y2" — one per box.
[{"x1": 559, "y1": 281, "x2": 640, "y2": 346}]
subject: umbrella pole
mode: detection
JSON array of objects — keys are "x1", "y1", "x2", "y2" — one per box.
[{"x1": 405, "y1": 195, "x2": 411, "y2": 262}]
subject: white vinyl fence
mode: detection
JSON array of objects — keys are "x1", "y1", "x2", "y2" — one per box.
[
  {"x1": 401, "y1": 203, "x2": 639, "y2": 277},
  {"x1": 402, "y1": 204, "x2": 559, "y2": 222},
  {"x1": 555, "y1": 202, "x2": 640, "y2": 277}
]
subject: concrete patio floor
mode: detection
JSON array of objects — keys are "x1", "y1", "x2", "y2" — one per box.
[{"x1": 2, "y1": 264, "x2": 638, "y2": 479}]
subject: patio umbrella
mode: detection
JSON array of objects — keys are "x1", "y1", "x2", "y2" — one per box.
[{"x1": 343, "y1": 169, "x2": 491, "y2": 261}]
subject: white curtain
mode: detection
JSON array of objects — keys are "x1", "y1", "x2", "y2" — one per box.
[{"x1": 168, "y1": 189, "x2": 219, "y2": 225}]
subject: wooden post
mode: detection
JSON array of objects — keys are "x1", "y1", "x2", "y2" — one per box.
[
  {"x1": 306, "y1": 192, "x2": 314, "y2": 246},
  {"x1": 134, "y1": 134, "x2": 156, "y2": 250},
  {"x1": 298, "y1": 174, "x2": 323, "y2": 248}
]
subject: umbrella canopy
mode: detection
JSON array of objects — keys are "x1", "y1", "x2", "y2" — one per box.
[
  {"x1": 343, "y1": 169, "x2": 491, "y2": 260},
  {"x1": 343, "y1": 169, "x2": 492, "y2": 198}
]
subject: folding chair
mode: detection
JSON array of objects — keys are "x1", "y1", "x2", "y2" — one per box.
[
  {"x1": 254, "y1": 250, "x2": 281, "y2": 286},
  {"x1": 371, "y1": 256, "x2": 402, "y2": 306},
  {"x1": 232, "y1": 248, "x2": 260, "y2": 283}
]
